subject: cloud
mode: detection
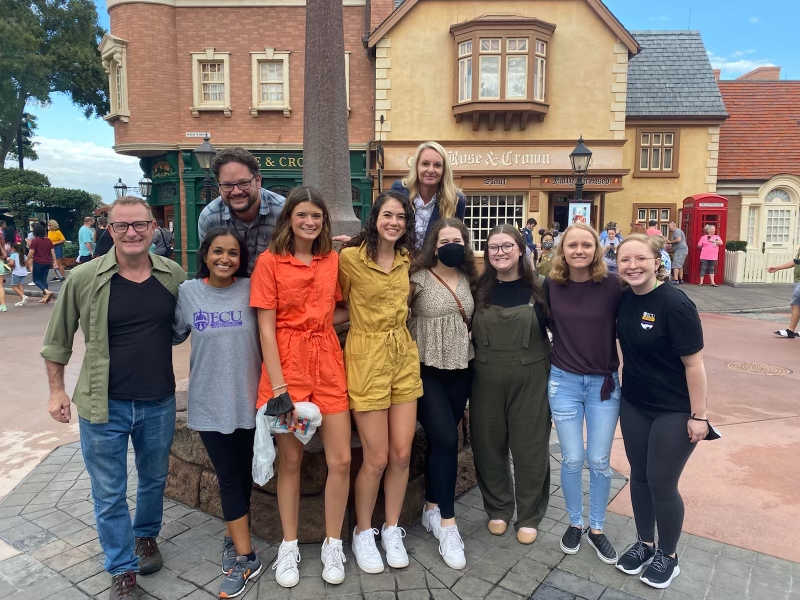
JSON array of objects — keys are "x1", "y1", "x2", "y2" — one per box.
[
  {"x1": 4, "y1": 137, "x2": 144, "y2": 204},
  {"x1": 749, "y1": 16, "x2": 759, "y2": 23},
  {"x1": 649, "y1": 15, "x2": 670, "y2": 22},
  {"x1": 707, "y1": 50, "x2": 776, "y2": 76}
]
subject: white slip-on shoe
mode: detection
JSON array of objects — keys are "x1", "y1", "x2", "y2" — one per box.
[
  {"x1": 321, "y1": 537, "x2": 346, "y2": 584},
  {"x1": 271, "y1": 539, "x2": 300, "y2": 588},
  {"x1": 422, "y1": 505, "x2": 442, "y2": 539},
  {"x1": 352, "y1": 527, "x2": 384, "y2": 574},
  {"x1": 438, "y1": 524, "x2": 466, "y2": 570},
  {"x1": 380, "y1": 523, "x2": 409, "y2": 569}
]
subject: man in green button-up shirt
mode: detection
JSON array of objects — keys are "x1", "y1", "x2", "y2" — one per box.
[{"x1": 41, "y1": 197, "x2": 186, "y2": 600}]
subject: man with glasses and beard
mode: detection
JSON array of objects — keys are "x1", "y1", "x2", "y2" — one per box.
[
  {"x1": 41, "y1": 196, "x2": 186, "y2": 600},
  {"x1": 198, "y1": 147, "x2": 285, "y2": 274}
]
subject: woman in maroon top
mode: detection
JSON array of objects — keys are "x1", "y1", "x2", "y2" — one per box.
[
  {"x1": 544, "y1": 222, "x2": 622, "y2": 565},
  {"x1": 27, "y1": 223, "x2": 57, "y2": 303}
]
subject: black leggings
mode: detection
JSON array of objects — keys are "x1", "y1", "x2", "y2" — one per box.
[
  {"x1": 199, "y1": 428, "x2": 256, "y2": 522},
  {"x1": 619, "y1": 397, "x2": 696, "y2": 556},
  {"x1": 417, "y1": 364, "x2": 471, "y2": 519}
]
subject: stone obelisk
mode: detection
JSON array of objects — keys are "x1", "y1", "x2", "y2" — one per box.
[{"x1": 302, "y1": 0, "x2": 362, "y2": 237}]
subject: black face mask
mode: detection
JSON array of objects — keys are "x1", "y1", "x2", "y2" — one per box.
[{"x1": 437, "y1": 242, "x2": 466, "y2": 268}]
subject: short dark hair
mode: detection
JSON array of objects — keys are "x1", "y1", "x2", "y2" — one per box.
[
  {"x1": 526, "y1": 218, "x2": 537, "y2": 226},
  {"x1": 196, "y1": 227, "x2": 250, "y2": 279},
  {"x1": 156, "y1": 219, "x2": 165, "y2": 228},
  {"x1": 648, "y1": 219, "x2": 657, "y2": 226},
  {"x1": 210, "y1": 147, "x2": 260, "y2": 180},
  {"x1": 98, "y1": 217, "x2": 108, "y2": 226},
  {"x1": 33, "y1": 224, "x2": 46, "y2": 238}
]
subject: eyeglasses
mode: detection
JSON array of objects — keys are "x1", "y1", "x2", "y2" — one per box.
[
  {"x1": 486, "y1": 243, "x2": 516, "y2": 255},
  {"x1": 109, "y1": 221, "x2": 152, "y2": 234},
  {"x1": 618, "y1": 257, "x2": 658, "y2": 267},
  {"x1": 218, "y1": 178, "x2": 255, "y2": 193}
]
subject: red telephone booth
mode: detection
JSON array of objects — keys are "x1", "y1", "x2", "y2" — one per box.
[{"x1": 680, "y1": 193, "x2": 728, "y2": 285}]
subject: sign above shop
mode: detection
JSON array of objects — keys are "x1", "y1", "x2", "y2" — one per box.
[
  {"x1": 384, "y1": 144, "x2": 624, "y2": 173},
  {"x1": 186, "y1": 132, "x2": 211, "y2": 138},
  {"x1": 152, "y1": 161, "x2": 173, "y2": 178},
  {"x1": 540, "y1": 174, "x2": 623, "y2": 191}
]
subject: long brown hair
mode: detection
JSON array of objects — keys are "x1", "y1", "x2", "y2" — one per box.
[
  {"x1": 475, "y1": 224, "x2": 548, "y2": 312},
  {"x1": 269, "y1": 186, "x2": 332, "y2": 256},
  {"x1": 548, "y1": 222, "x2": 608, "y2": 285},
  {"x1": 343, "y1": 190, "x2": 416, "y2": 262},
  {"x1": 411, "y1": 218, "x2": 478, "y2": 293}
]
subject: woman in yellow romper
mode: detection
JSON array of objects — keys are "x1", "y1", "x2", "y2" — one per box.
[{"x1": 339, "y1": 190, "x2": 423, "y2": 574}]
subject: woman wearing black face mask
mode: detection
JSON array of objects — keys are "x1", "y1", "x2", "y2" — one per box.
[
  {"x1": 408, "y1": 218, "x2": 478, "y2": 570},
  {"x1": 538, "y1": 231, "x2": 557, "y2": 276}
]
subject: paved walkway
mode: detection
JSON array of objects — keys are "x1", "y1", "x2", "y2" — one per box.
[{"x1": 2, "y1": 433, "x2": 798, "y2": 600}]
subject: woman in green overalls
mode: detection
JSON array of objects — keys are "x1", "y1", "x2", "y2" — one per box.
[{"x1": 470, "y1": 224, "x2": 552, "y2": 545}]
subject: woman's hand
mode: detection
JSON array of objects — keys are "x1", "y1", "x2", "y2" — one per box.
[{"x1": 687, "y1": 418, "x2": 709, "y2": 443}]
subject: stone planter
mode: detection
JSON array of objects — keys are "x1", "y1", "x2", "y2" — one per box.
[{"x1": 165, "y1": 390, "x2": 477, "y2": 544}]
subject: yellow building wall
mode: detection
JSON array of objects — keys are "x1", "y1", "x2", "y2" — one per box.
[
  {"x1": 604, "y1": 125, "x2": 719, "y2": 230},
  {"x1": 380, "y1": 0, "x2": 626, "y2": 142}
]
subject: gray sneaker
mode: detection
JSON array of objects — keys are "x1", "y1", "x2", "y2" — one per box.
[
  {"x1": 218, "y1": 555, "x2": 262, "y2": 598},
  {"x1": 222, "y1": 536, "x2": 237, "y2": 574}
]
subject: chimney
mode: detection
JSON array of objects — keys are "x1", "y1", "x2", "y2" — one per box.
[
  {"x1": 736, "y1": 66, "x2": 781, "y2": 81},
  {"x1": 713, "y1": 69, "x2": 721, "y2": 81}
]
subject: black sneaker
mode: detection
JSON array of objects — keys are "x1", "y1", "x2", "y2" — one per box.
[
  {"x1": 135, "y1": 537, "x2": 163, "y2": 575},
  {"x1": 587, "y1": 530, "x2": 618, "y2": 564},
  {"x1": 110, "y1": 571, "x2": 136, "y2": 600},
  {"x1": 616, "y1": 536, "x2": 655, "y2": 575},
  {"x1": 640, "y1": 549, "x2": 680, "y2": 589},
  {"x1": 559, "y1": 526, "x2": 583, "y2": 554}
]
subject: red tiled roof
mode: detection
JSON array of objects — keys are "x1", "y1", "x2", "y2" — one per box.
[{"x1": 717, "y1": 81, "x2": 800, "y2": 180}]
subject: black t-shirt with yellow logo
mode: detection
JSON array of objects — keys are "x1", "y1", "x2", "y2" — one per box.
[{"x1": 617, "y1": 283, "x2": 704, "y2": 413}]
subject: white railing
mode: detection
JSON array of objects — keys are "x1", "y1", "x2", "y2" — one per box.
[{"x1": 724, "y1": 249, "x2": 795, "y2": 284}]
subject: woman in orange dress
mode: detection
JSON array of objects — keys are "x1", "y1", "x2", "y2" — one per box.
[{"x1": 250, "y1": 186, "x2": 351, "y2": 589}]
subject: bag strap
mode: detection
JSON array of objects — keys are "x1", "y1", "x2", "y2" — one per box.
[{"x1": 427, "y1": 269, "x2": 469, "y2": 327}]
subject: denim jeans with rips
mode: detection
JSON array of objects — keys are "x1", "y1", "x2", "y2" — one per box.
[{"x1": 79, "y1": 396, "x2": 176, "y2": 575}]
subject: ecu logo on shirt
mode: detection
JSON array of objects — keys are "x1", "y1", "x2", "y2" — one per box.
[{"x1": 640, "y1": 311, "x2": 655, "y2": 330}]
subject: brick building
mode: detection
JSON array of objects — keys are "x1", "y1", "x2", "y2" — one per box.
[{"x1": 100, "y1": 0, "x2": 396, "y2": 268}]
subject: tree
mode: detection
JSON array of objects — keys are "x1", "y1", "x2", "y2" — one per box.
[
  {"x1": 0, "y1": 0, "x2": 109, "y2": 166},
  {"x1": 7, "y1": 112, "x2": 39, "y2": 165}
]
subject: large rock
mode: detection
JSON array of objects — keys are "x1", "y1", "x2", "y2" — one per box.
[
  {"x1": 164, "y1": 456, "x2": 203, "y2": 508},
  {"x1": 455, "y1": 446, "x2": 477, "y2": 498},
  {"x1": 255, "y1": 435, "x2": 328, "y2": 496},
  {"x1": 171, "y1": 413, "x2": 214, "y2": 470}
]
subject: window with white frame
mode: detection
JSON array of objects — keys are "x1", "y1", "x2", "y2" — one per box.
[
  {"x1": 534, "y1": 40, "x2": 546, "y2": 102},
  {"x1": 747, "y1": 206, "x2": 756, "y2": 246},
  {"x1": 766, "y1": 209, "x2": 792, "y2": 243},
  {"x1": 191, "y1": 48, "x2": 231, "y2": 117},
  {"x1": 250, "y1": 48, "x2": 291, "y2": 117},
  {"x1": 765, "y1": 189, "x2": 791, "y2": 203},
  {"x1": 464, "y1": 194, "x2": 526, "y2": 251},
  {"x1": 458, "y1": 41, "x2": 473, "y2": 103},
  {"x1": 99, "y1": 34, "x2": 130, "y2": 123},
  {"x1": 634, "y1": 205, "x2": 673, "y2": 236}
]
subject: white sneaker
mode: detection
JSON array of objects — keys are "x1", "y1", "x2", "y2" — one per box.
[
  {"x1": 271, "y1": 539, "x2": 300, "y2": 588},
  {"x1": 381, "y1": 523, "x2": 409, "y2": 569},
  {"x1": 20, "y1": 295, "x2": 28, "y2": 305},
  {"x1": 321, "y1": 537, "x2": 346, "y2": 585},
  {"x1": 352, "y1": 527, "x2": 384, "y2": 574},
  {"x1": 422, "y1": 506, "x2": 442, "y2": 539},
  {"x1": 439, "y1": 524, "x2": 466, "y2": 570}
]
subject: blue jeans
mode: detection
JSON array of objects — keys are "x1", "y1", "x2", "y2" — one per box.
[
  {"x1": 79, "y1": 396, "x2": 176, "y2": 575},
  {"x1": 32, "y1": 262, "x2": 50, "y2": 292},
  {"x1": 548, "y1": 366, "x2": 620, "y2": 530}
]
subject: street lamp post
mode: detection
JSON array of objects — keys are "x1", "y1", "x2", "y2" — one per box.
[
  {"x1": 193, "y1": 136, "x2": 218, "y2": 203},
  {"x1": 569, "y1": 136, "x2": 593, "y2": 202},
  {"x1": 113, "y1": 176, "x2": 153, "y2": 199}
]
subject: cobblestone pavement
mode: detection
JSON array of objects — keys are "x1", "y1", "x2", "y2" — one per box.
[
  {"x1": 677, "y1": 282, "x2": 794, "y2": 314},
  {"x1": 1, "y1": 436, "x2": 798, "y2": 600}
]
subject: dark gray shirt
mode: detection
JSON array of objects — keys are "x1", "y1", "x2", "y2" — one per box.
[{"x1": 670, "y1": 228, "x2": 688, "y2": 251}]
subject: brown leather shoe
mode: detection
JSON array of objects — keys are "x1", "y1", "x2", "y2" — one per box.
[
  {"x1": 517, "y1": 528, "x2": 538, "y2": 545},
  {"x1": 135, "y1": 536, "x2": 163, "y2": 575},
  {"x1": 110, "y1": 571, "x2": 136, "y2": 600},
  {"x1": 487, "y1": 520, "x2": 508, "y2": 536}
]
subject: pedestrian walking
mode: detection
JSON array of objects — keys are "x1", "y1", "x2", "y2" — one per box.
[
  {"x1": 667, "y1": 221, "x2": 687, "y2": 284},
  {"x1": 339, "y1": 191, "x2": 422, "y2": 574},
  {"x1": 545, "y1": 222, "x2": 622, "y2": 564},
  {"x1": 0, "y1": 242, "x2": 8, "y2": 312},
  {"x1": 26, "y1": 224, "x2": 58, "y2": 303},
  {"x1": 173, "y1": 227, "x2": 263, "y2": 599},
  {"x1": 198, "y1": 147, "x2": 285, "y2": 274},
  {"x1": 94, "y1": 217, "x2": 114, "y2": 258},
  {"x1": 47, "y1": 220, "x2": 66, "y2": 281},
  {"x1": 41, "y1": 196, "x2": 186, "y2": 600},
  {"x1": 390, "y1": 141, "x2": 466, "y2": 249},
  {"x1": 601, "y1": 227, "x2": 620, "y2": 273},
  {"x1": 408, "y1": 218, "x2": 477, "y2": 570},
  {"x1": 615, "y1": 234, "x2": 711, "y2": 590},
  {"x1": 470, "y1": 224, "x2": 551, "y2": 546},
  {"x1": 250, "y1": 187, "x2": 352, "y2": 588},
  {"x1": 537, "y1": 231, "x2": 556, "y2": 277},
  {"x1": 696, "y1": 224, "x2": 723, "y2": 286},
  {"x1": 767, "y1": 245, "x2": 800, "y2": 338},
  {"x1": 6, "y1": 242, "x2": 29, "y2": 307},
  {"x1": 151, "y1": 219, "x2": 174, "y2": 257},
  {"x1": 77, "y1": 216, "x2": 95, "y2": 264}
]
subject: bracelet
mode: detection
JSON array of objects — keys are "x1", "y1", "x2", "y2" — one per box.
[
  {"x1": 690, "y1": 414, "x2": 709, "y2": 422},
  {"x1": 272, "y1": 383, "x2": 288, "y2": 391}
]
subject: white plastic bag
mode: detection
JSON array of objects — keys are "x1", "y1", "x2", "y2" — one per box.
[
  {"x1": 252, "y1": 404, "x2": 276, "y2": 485},
  {"x1": 267, "y1": 401, "x2": 323, "y2": 445}
]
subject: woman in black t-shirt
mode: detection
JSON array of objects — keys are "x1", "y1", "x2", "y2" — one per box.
[{"x1": 614, "y1": 234, "x2": 710, "y2": 591}]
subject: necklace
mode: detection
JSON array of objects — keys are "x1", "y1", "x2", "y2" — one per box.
[{"x1": 433, "y1": 267, "x2": 458, "y2": 288}]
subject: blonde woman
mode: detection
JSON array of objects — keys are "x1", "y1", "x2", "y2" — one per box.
[
  {"x1": 391, "y1": 141, "x2": 466, "y2": 249},
  {"x1": 47, "y1": 220, "x2": 66, "y2": 281}
]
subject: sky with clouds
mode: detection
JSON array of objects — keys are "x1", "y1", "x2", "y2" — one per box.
[{"x1": 5, "y1": 0, "x2": 797, "y2": 205}]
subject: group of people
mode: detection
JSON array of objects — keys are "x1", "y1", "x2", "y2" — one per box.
[{"x1": 41, "y1": 142, "x2": 713, "y2": 600}]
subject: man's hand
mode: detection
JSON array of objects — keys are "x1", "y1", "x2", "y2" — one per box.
[{"x1": 48, "y1": 390, "x2": 72, "y2": 423}]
